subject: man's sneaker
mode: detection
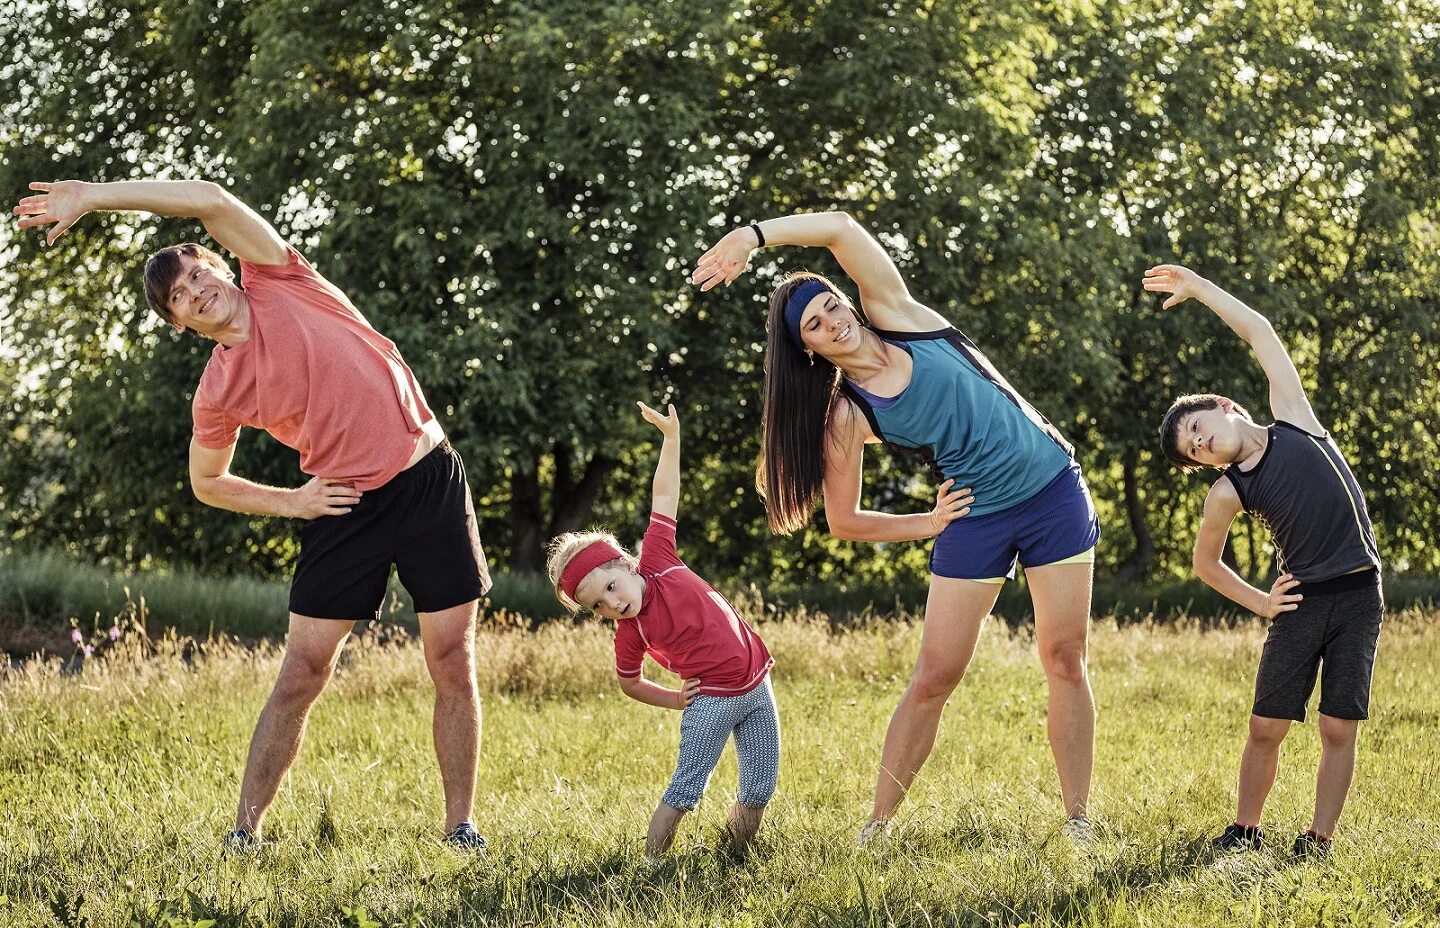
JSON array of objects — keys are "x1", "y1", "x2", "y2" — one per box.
[
  {"x1": 223, "y1": 828, "x2": 259, "y2": 854},
  {"x1": 1211, "y1": 822, "x2": 1264, "y2": 852},
  {"x1": 1061, "y1": 816, "x2": 1098, "y2": 844},
  {"x1": 856, "y1": 819, "x2": 893, "y2": 848},
  {"x1": 445, "y1": 821, "x2": 488, "y2": 851},
  {"x1": 1290, "y1": 831, "x2": 1332, "y2": 861}
]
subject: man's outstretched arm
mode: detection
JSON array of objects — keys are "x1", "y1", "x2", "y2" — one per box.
[
  {"x1": 13, "y1": 179, "x2": 288, "y2": 265},
  {"x1": 189, "y1": 439, "x2": 362, "y2": 519}
]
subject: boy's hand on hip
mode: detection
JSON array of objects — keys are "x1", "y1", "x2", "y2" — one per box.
[
  {"x1": 1261, "y1": 573, "x2": 1303, "y2": 618},
  {"x1": 677, "y1": 678, "x2": 702, "y2": 709},
  {"x1": 1142, "y1": 264, "x2": 1205, "y2": 309}
]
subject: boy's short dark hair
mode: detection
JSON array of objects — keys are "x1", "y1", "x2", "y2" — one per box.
[
  {"x1": 143, "y1": 243, "x2": 230, "y2": 322},
  {"x1": 1158, "y1": 393, "x2": 1251, "y2": 472}
]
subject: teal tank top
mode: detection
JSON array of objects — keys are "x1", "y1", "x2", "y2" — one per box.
[{"x1": 841, "y1": 329, "x2": 1073, "y2": 517}]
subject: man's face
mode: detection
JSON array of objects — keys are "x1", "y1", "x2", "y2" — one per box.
[
  {"x1": 165, "y1": 253, "x2": 243, "y2": 337},
  {"x1": 573, "y1": 562, "x2": 646, "y2": 621}
]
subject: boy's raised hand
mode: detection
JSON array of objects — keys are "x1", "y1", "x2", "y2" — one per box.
[
  {"x1": 637, "y1": 401, "x2": 680, "y2": 440},
  {"x1": 1143, "y1": 264, "x2": 1205, "y2": 309}
]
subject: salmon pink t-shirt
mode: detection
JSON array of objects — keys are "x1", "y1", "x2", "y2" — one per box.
[
  {"x1": 191, "y1": 247, "x2": 435, "y2": 491},
  {"x1": 614, "y1": 512, "x2": 774, "y2": 696}
]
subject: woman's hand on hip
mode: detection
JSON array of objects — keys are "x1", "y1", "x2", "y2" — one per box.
[
  {"x1": 928, "y1": 478, "x2": 975, "y2": 535},
  {"x1": 691, "y1": 227, "x2": 756, "y2": 291}
]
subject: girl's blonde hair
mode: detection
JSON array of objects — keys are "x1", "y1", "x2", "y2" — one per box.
[{"x1": 545, "y1": 529, "x2": 637, "y2": 613}]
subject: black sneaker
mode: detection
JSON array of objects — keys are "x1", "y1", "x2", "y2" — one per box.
[
  {"x1": 1290, "y1": 831, "x2": 1332, "y2": 860},
  {"x1": 223, "y1": 828, "x2": 259, "y2": 854},
  {"x1": 1211, "y1": 823, "x2": 1263, "y2": 852},
  {"x1": 445, "y1": 821, "x2": 488, "y2": 851}
]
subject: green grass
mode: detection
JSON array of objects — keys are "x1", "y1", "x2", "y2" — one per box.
[{"x1": 1, "y1": 606, "x2": 1437, "y2": 926}]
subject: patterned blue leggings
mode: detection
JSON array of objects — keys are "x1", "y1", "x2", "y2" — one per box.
[{"x1": 661, "y1": 676, "x2": 781, "y2": 811}]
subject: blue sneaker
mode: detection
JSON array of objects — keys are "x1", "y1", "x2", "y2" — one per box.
[
  {"x1": 445, "y1": 821, "x2": 487, "y2": 851},
  {"x1": 223, "y1": 828, "x2": 259, "y2": 854}
]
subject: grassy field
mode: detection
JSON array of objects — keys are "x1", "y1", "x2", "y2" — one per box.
[{"x1": 1, "y1": 604, "x2": 1438, "y2": 927}]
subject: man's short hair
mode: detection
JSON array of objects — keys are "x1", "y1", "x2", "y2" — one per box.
[
  {"x1": 1158, "y1": 393, "x2": 1251, "y2": 472},
  {"x1": 143, "y1": 243, "x2": 230, "y2": 322}
]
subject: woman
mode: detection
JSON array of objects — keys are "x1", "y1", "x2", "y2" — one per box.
[{"x1": 692, "y1": 213, "x2": 1100, "y2": 842}]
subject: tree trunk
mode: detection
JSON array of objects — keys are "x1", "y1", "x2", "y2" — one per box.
[
  {"x1": 508, "y1": 455, "x2": 545, "y2": 573},
  {"x1": 1115, "y1": 445, "x2": 1156, "y2": 581}
]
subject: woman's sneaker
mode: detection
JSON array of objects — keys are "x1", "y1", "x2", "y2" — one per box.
[
  {"x1": 444, "y1": 821, "x2": 488, "y2": 851},
  {"x1": 1061, "y1": 816, "x2": 1098, "y2": 844},
  {"x1": 1211, "y1": 823, "x2": 1264, "y2": 852},
  {"x1": 222, "y1": 829, "x2": 259, "y2": 854},
  {"x1": 1290, "y1": 831, "x2": 1332, "y2": 860},
  {"x1": 856, "y1": 819, "x2": 893, "y2": 848}
]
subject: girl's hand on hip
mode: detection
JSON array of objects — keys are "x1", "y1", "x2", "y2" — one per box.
[
  {"x1": 691, "y1": 228, "x2": 756, "y2": 291},
  {"x1": 637, "y1": 401, "x2": 680, "y2": 440},
  {"x1": 928, "y1": 478, "x2": 975, "y2": 534},
  {"x1": 677, "y1": 678, "x2": 702, "y2": 709},
  {"x1": 1261, "y1": 573, "x2": 1303, "y2": 618}
]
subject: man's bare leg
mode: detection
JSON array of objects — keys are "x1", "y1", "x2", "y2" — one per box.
[
  {"x1": 419, "y1": 600, "x2": 481, "y2": 832},
  {"x1": 234, "y1": 614, "x2": 354, "y2": 836}
]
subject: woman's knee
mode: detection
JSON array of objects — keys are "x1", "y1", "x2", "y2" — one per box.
[{"x1": 1039, "y1": 640, "x2": 1088, "y2": 686}]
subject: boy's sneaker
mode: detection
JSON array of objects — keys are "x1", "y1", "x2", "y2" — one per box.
[
  {"x1": 222, "y1": 828, "x2": 259, "y2": 854},
  {"x1": 856, "y1": 819, "x2": 893, "y2": 848},
  {"x1": 1211, "y1": 822, "x2": 1264, "y2": 852},
  {"x1": 444, "y1": 821, "x2": 488, "y2": 851},
  {"x1": 1290, "y1": 831, "x2": 1332, "y2": 861},
  {"x1": 1061, "y1": 816, "x2": 1098, "y2": 844}
]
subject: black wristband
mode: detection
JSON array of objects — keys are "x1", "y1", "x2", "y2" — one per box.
[{"x1": 749, "y1": 222, "x2": 765, "y2": 248}]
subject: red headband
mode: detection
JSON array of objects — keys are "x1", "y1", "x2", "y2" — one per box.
[{"x1": 559, "y1": 540, "x2": 627, "y2": 601}]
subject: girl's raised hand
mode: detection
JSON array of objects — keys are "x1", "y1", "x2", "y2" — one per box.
[
  {"x1": 637, "y1": 401, "x2": 680, "y2": 440},
  {"x1": 13, "y1": 181, "x2": 91, "y2": 245},
  {"x1": 690, "y1": 227, "x2": 757, "y2": 292},
  {"x1": 928, "y1": 478, "x2": 975, "y2": 534},
  {"x1": 1142, "y1": 264, "x2": 1203, "y2": 310}
]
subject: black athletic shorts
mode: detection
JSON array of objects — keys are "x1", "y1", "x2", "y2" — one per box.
[
  {"x1": 289, "y1": 441, "x2": 492, "y2": 621},
  {"x1": 1252, "y1": 569, "x2": 1383, "y2": 722}
]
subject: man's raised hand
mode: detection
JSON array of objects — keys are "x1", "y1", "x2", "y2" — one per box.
[{"x1": 13, "y1": 181, "x2": 91, "y2": 245}]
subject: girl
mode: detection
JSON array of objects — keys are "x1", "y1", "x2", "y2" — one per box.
[
  {"x1": 547, "y1": 401, "x2": 779, "y2": 856},
  {"x1": 693, "y1": 213, "x2": 1100, "y2": 843}
]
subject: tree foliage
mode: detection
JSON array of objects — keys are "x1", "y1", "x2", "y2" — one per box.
[{"x1": 1, "y1": 0, "x2": 1435, "y2": 586}]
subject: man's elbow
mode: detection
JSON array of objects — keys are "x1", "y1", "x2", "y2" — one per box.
[
  {"x1": 192, "y1": 181, "x2": 231, "y2": 215},
  {"x1": 190, "y1": 475, "x2": 220, "y2": 507}
]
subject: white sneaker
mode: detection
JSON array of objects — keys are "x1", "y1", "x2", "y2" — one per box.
[
  {"x1": 856, "y1": 819, "x2": 893, "y2": 848},
  {"x1": 1061, "y1": 816, "x2": 1098, "y2": 844}
]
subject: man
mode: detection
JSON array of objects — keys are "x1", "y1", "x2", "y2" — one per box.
[{"x1": 14, "y1": 178, "x2": 492, "y2": 850}]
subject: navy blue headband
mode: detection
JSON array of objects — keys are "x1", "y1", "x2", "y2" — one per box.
[{"x1": 783, "y1": 279, "x2": 833, "y2": 347}]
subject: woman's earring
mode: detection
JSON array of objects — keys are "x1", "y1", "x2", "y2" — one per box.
[{"x1": 806, "y1": 349, "x2": 815, "y2": 366}]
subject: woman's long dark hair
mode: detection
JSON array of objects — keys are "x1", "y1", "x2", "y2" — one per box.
[{"x1": 757, "y1": 271, "x2": 857, "y2": 534}]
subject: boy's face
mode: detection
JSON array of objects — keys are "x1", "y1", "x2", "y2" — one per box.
[
  {"x1": 1177, "y1": 399, "x2": 1245, "y2": 468},
  {"x1": 574, "y1": 562, "x2": 646, "y2": 621}
]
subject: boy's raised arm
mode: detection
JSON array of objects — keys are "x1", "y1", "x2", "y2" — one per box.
[
  {"x1": 638, "y1": 401, "x2": 680, "y2": 520},
  {"x1": 1143, "y1": 265, "x2": 1324, "y2": 433}
]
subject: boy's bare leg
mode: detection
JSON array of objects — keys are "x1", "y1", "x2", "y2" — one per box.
[
  {"x1": 646, "y1": 802, "x2": 687, "y2": 856},
  {"x1": 1236, "y1": 715, "x2": 1291, "y2": 827},
  {"x1": 418, "y1": 600, "x2": 481, "y2": 833},
  {"x1": 726, "y1": 803, "x2": 766, "y2": 845},
  {"x1": 234, "y1": 614, "x2": 355, "y2": 835},
  {"x1": 1311, "y1": 714, "x2": 1359, "y2": 836}
]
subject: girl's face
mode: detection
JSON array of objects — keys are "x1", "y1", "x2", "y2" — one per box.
[
  {"x1": 574, "y1": 563, "x2": 646, "y2": 620},
  {"x1": 797, "y1": 291, "x2": 862, "y2": 358}
]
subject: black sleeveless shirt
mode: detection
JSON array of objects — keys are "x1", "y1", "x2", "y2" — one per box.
[{"x1": 1222, "y1": 421, "x2": 1381, "y2": 583}]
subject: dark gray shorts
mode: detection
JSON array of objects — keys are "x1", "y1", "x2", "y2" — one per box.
[{"x1": 1253, "y1": 570, "x2": 1383, "y2": 722}]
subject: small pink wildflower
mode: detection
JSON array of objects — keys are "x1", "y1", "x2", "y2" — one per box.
[
  {"x1": 108, "y1": 626, "x2": 122, "y2": 641},
  {"x1": 70, "y1": 628, "x2": 84, "y2": 645},
  {"x1": 82, "y1": 645, "x2": 94, "y2": 658}
]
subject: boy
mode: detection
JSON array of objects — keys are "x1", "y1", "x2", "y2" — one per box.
[{"x1": 1149, "y1": 264, "x2": 1382, "y2": 860}]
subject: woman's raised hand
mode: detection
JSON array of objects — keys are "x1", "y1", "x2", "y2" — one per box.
[
  {"x1": 637, "y1": 401, "x2": 680, "y2": 440},
  {"x1": 928, "y1": 478, "x2": 975, "y2": 534},
  {"x1": 13, "y1": 181, "x2": 92, "y2": 245},
  {"x1": 1142, "y1": 264, "x2": 1204, "y2": 310},
  {"x1": 691, "y1": 227, "x2": 758, "y2": 292}
]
